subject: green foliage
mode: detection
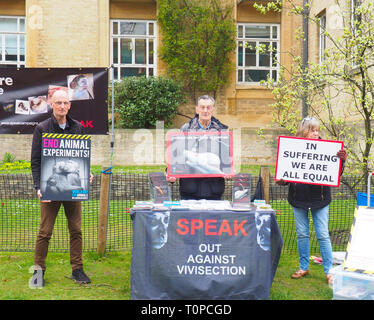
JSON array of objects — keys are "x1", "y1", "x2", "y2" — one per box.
[
  {"x1": 0, "y1": 153, "x2": 30, "y2": 172},
  {"x1": 157, "y1": 0, "x2": 236, "y2": 99},
  {"x1": 0, "y1": 161, "x2": 31, "y2": 172},
  {"x1": 2, "y1": 152, "x2": 16, "y2": 164},
  {"x1": 259, "y1": 0, "x2": 374, "y2": 192},
  {"x1": 113, "y1": 76, "x2": 185, "y2": 129}
]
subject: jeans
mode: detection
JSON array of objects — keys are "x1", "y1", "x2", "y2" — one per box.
[{"x1": 292, "y1": 205, "x2": 332, "y2": 275}]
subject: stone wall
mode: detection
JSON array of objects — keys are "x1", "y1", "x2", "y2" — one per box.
[{"x1": 0, "y1": 127, "x2": 285, "y2": 167}]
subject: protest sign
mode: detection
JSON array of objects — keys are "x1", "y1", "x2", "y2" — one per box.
[
  {"x1": 40, "y1": 133, "x2": 91, "y2": 201},
  {"x1": 343, "y1": 207, "x2": 374, "y2": 274},
  {"x1": 166, "y1": 131, "x2": 234, "y2": 178},
  {"x1": 275, "y1": 136, "x2": 343, "y2": 187}
]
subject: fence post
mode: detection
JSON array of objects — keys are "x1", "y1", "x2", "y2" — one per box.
[
  {"x1": 98, "y1": 167, "x2": 111, "y2": 255},
  {"x1": 260, "y1": 166, "x2": 270, "y2": 204}
]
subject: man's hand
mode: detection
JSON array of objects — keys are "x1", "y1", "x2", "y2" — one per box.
[
  {"x1": 89, "y1": 173, "x2": 94, "y2": 184},
  {"x1": 275, "y1": 179, "x2": 287, "y2": 186},
  {"x1": 37, "y1": 189, "x2": 51, "y2": 203}
]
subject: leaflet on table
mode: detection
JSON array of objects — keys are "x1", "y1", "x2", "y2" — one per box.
[
  {"x1": 179, "y1": 200, "x2": 232, "y2": 211},
  {"x1": 149, "y1": 172, "x2": 171, "y2": 203},
  {"x1": 232, "y1": 173, "x2": 251, "y2": 208}
]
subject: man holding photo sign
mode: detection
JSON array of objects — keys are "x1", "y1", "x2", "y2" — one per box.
[
  {"x1": 275, "y1": 117, "x2": 347, "y2": 284},
  {"x1": 166, "y1": 95, "x2": 232, "y2": 200}
]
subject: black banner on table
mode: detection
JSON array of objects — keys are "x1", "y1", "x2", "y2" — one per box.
[
  {"x1": 0, "y1": 68, "x2": 108, "y2": 134},
  {"x1": 130, "y1": 209, "x2": 283, "y2": 300},
  {"x1": 40, "y1": 133, "x2": 91, "y2": 201}
]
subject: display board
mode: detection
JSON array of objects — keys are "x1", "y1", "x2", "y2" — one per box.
[
  {"x1": 343, "y1": 207, "x2": 374, "y2": 274},
  {"x1": 275, "y1": 136, "x2": 343, "y2": 187},
  {"x1": 166, "y1": 131, "x2": 234, "y2": 178},
  {"x1": 40, "y1": 133, "x2": 91, "y2": 201}
]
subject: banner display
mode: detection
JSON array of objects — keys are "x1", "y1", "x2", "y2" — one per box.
[
  {"x1": 343, "y1": 207, "x2": 374, "y2": 274},
  {"x1": 166, "y1": 131, "x2": 234, "y2": 178},
  {"x1": 0, "y1": 68, "x2": 108, "y2": 134},
  {"x1": 275, "y1": 136, "x2": 344, "y2": 187},
  {"x1": 40, "y1": 133, "x2": 91, "y2": 201},
  {"x1": 130, "y1": 209, "x2": 283, "y2": 300}
]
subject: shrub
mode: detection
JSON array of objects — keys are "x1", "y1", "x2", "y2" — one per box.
[
  {"x1": 113, "y1": 76, "x2": 185, "y2": 129},
  {"x1": 2, "y1": 152, "x2": 15, "y2": 164}
]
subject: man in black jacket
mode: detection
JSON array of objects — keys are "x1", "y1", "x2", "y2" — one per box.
[
  {"x1": 167, "y1": 95, "x2": 229, "y2": 200},
  {"x1": 30, "y1": 89, "x2": 92, "y2": 287}
]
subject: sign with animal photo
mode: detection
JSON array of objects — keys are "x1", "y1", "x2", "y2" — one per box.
[
  {"x1": 166, "y1": 131, "x2": 234, "y2": 178},
  {"x1": 40, "y1": 133, "x2": 91, "y2": 201},
  {"x1": 0, "y1": 68, "x2": 108, "y2": 134},
  {"x1": 275, "y1": 136, "x2": 344, "y2": 187}
]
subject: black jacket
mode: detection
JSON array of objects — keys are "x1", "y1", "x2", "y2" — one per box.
[
  {"x1": 179, "y1": 114, "x2": 228, "y2": 200},
  {"x1": 287, "y1": 161, "x2": 345, "y2": 210},
  {"x1": 31, "y1": 114, "x2": 84, "y2": 190}
]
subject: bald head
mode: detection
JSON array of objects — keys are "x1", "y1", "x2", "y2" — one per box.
[{"x1": 51, "y1": 89, "x2": 69, "y2": 103}]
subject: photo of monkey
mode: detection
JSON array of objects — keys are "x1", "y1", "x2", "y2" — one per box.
[{"x1": 67, "y1": 73, "x2": 94, "y2": 101}]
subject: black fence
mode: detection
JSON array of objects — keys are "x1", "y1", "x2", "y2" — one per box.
[{"x1": 0, "y1": 173, "x2": 364, "y2": 254}]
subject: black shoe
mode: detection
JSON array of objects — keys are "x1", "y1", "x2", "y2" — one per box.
[
  {"x1": 30, "y1": 269, "x2": 45, "y2": 288},
  {"x1": 71, "y1": 268, "x2": 91, "y2": 284}
]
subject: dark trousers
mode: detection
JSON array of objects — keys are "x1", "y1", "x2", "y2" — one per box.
[{"x1": 34, "y1": 201, "x2": 83, "y2": 271}]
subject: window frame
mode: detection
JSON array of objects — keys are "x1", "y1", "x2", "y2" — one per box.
[
  {"x1": 0, "y1": 15, "x2": 26, "y2": 68},
  {"x1": 318, "y1": 12, "x2": 326, "y2": 64},
  {"x1": 110, "y1": 19, "x2": 157, "y2": 80},
  {"x1": 236, "y1": 23, "x2": 280, "y2": 84}
]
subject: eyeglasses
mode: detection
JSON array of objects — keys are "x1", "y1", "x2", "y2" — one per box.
[{"x1": 53, "y1": 101, "x2": 70, "y2": 106}]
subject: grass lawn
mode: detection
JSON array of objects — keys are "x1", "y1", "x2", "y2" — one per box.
[{"x1": 0, "y1": 250, "x2": 333, "y2": 300}]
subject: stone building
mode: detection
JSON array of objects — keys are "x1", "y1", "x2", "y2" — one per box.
[{"x1": 0, "y1": 0, "x2": 307, "y2": 165}]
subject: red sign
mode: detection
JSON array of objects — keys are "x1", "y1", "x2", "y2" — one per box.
[{"x1": 166, "y1": 131, "x2": 234, "y2": 178}]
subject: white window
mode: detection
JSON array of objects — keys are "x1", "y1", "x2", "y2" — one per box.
[
  {"x1": 319, "y1": 13, "x2": 326, "y2": 64},
  {"x1": 111, "y1": 20, "x2": 156, "y2": 80},
  {"x1": 351, "y1": 0, "x2": 361, "y2": 36},
  {"x1": 237, "y1": 23, "x2": 280, "y2": 84},
  {"x1": 0, "y1": 16, "x2": 26, "y2": 68}
]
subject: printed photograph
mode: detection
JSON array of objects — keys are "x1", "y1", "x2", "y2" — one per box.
[
  {"x1": 28, "y1": 96, "x2": 48, "y2": 114},
  {"x1": 40, "y1": 158, "x2": 90, "y2": 201},
  {"x1": 67, "y1": 73, "x2": 94, "y2": 101},
  {"x1": 15, "y1": 100, "x2": 30, "y2": 115}
]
